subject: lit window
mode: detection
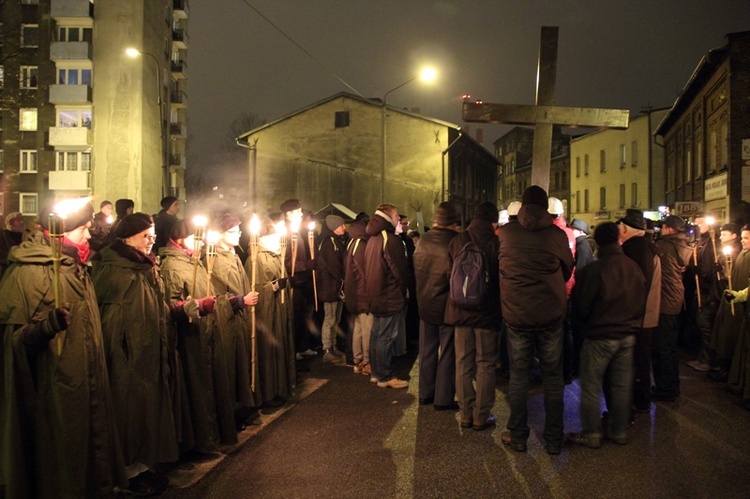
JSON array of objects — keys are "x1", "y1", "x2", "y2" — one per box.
[
  {"x1": 57, "y1": 109, "x2": 92, "y2": 128},
  {"x1": 19, "y1": 108, "x2": 37, "y2": 131},
  {"x1": 20, "y1": 193, "x2": 39, "y2": 216},
  {"x1": 20, "y1": 66, "x2": 38, "y2": 89},
  {"x1": 21, "y1": 25, "x2": 39, "y2": 47},
  {"x1": 56, "y1": 151, "x2": 91, "y2": 171},
  {"x1": 20, "y1": 150, "x2": 38, "y2": 173}
]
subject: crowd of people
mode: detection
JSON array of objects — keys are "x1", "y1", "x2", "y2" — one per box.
[{"x1": 1, "y1": 185, "x2": 749, "y2": 496}]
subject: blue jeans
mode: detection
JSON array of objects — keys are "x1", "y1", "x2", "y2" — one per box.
[
  {"x1": 506, "y1": 322, "x2": 564, "y2": 446},
  {"x1": 371, "y1": 314, "x2": 400, "y2": 381},
  {"x1": 579, "y1": 335, "x2": 635, "y2": 441}
]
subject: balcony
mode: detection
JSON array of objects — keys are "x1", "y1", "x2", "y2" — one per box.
[
  {"x1": 173, "y1": 0, "x2": 189, "y2": 19},
  {"x1": 170, "y1": 154, "x2": 186, "y2": 170},
  {"x1": 172, "y1": 29, "x2": 189, "y2": 49},
  {"x1": 170, "y1": 122, "x2": 187, "y2": 137},
  {"x1": 50, "y1": 41, "x2": 92, "y2": 62},
  {"x1": 51, "y1": 0, "x2": 93, "y2": 18},
  {"x1": 49, "y1": 84, "x2": 92, "y2": 104},
  {"x1": 170, "y1": 90, "x2": 187, "y2": 108},
  {"x1": 49, "y1": 127, "x2": 93, "y2": 150},
  {"x1": 171, "y1": 60, "x2": 187, "y2": 79},
  {"x1": 49, "y1": 170, "x2": 90, "y2": 191}
]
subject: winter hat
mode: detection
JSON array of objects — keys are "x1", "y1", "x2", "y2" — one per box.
[
  {"x1": 720, "y1": 223, "x2": 739, "y2": 235},
  {"x1": 594, "y1": 222, "x2": 620, "y2": 247},
  {"x1": 160, "y1": 196, "x2": 179, "y2": 210},
  {"x1": 619, "y1": 209, "x2": 646, "y2": 230},
  {"x1": 280, "y1": 199, "x2": 302, "y2": 213},
  {"x1": 115, "y1": 213, "x2": 153, "y2": 239},
  {"x1": 170, "y1": 219, "x2": 194, "y2": 240},
  {"x1": 100, "y1": 200, "x2": 112, "y2": 209},
  {"x1": 474, "y1": 202, "x2": 499, "y2": 223},
  {"x1": 570, "y1": 218, "x2": 590, "y2": 235},
  {"x1": 434, "y1": 201, "x2": 460, "y2": 227},
  {"x1": 663, "y1": 215, "x2": 686, "y2": 233},
  {"x1": 326, "y1": 214, "x2": 345, "y2": 232},
  {"x1": 4, "y1": 212, "x2": 24, "y2": 230},
  {"x1": 217, "y1": 213, "x2": 241, "y2": 233},
  {"x1": 521, "y1": 185, "x2": 548, "y2": 208},
  {"x1": 114, "y1": 199, "x2": 135, "y2": 218},
  {"x1": 507, "y1": 201, "x2": 522, "y2": 217},
  {"x1": 355, "y1": 212, "x2": 369, "y2": 222},
  {"x1": 62, "y1": 202, "x2": 95, "y2": 232}
]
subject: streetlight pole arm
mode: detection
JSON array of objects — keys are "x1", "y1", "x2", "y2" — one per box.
[{"x1": 383, "y1": 76, "x2": 419, "y2": 106}]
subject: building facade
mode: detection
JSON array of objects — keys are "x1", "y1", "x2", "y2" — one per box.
[
  {"x1": 655, "y1": 30, "x2": 750, "y2": 225},
  {"x1": 0, "y1": 0, "x2": 188, "y2": 220},
  {"x1": 236, "y1": 92, "x2": 498, "y2": 227}
]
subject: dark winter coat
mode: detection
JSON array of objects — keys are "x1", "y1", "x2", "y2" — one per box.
[
  {"x1": 315, "y1": 225, "x2": 346, "y2": 303},
  {"x1": 413, "y1": 226, "x2": 458, "y2": 325},
  {"x1": 344, "y1": 219, "x2": 370, "y2": 315},
  {"x1": 694, "y1": 231, "x2": 721, "y2": 301},
  {"x1": 575, "y1": 234, "x2": 596, "y2": 272},
  {"x1": 0, "y1": 229, "x2": 23, "y2": 279},
  {"x1": 364, "y1": 213, "x2": 410, "y2": 317},
  {"x1": 153, "y1": 210, "x2": 179, "y2": 254},
  {"x1": 572, "y1": 243, "x2": 646, "y2": 339},
  {"x1": 0, "y1": 236, "x2": 127, "y2": 498},
  {"x1": 94, "y1": 240, "x2": 179, "y2": 469},
  {"x1": 656, "y1": 233, "x2": 693, "y2": 315},
  {"x1": 444, "y1": 219, "x2": 501, "y2": 328},
  {"x1": 89, "y1": 211, "x2": 111, "y2": 253},
  {"x1": 498, "y1": 204, "x2": 573, "y2": 330}
]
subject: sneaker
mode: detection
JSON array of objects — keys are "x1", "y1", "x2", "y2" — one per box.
[
  {"x1": 377, "y1": 378, "x2": 409, "y2": 389},
  {"x1": 362, "y1": 363, "x2": 371, "y2": 376},
  {"x1": 323, "y1": 349, "x2": 341, "y2": 363},
  {"x1": 688, "y1": 361, "x2": 711, "y2": 372},
  {"x1": 300, "y1": 349, "x2": 317, "y2": 357},
  {"x1": 565, "y1": 432, "x2": 601, "y2": 449},
  {"x1": 370, "y1": 376, "x2": 380, "y2": 384},
  {"x1": 295, "y1": 352, "x2": 304, "y2": 361},
  {"x1": 330, "y1": 348, "x2": 345, "y2": 358},
  {"x1": 353, "y1": 363, "x2": 363, "y2": 374},
  {"x1": 500, "y1": 431, "x2": 527, "y2": 452}
]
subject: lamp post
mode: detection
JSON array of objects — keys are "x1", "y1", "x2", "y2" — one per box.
[
  {"x1": 380, "y1": 68, "x2": 437, "y2": 203},
  {"x1": 126, "y1": 48, "x2": 168, "y2": 198}
]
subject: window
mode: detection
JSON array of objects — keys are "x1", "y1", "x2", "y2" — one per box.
[
  {"x1": 58, "y1": 68, "x2": 92, "y2": 86},
  {"x1": 20, "y1": 66, "x2": 38, "y2": 89},
  {"x1": 620, "y1": 144, "x2": 626, "y2": 168},
  {"x1": 721, "y1": 123, "x2": 728, "y2": 169},
  {"x1": 600, "y1": 150, "x2": 606, "y2": 172},
  {"x1": 631, "y1": 141, "x2": 638, "y2": 166},
  {"x1": 561, "y1": 170, "x2": 567, "y2": 189},
  {"x1": 696, "y1": 142, "x2": 703, "y2": 178},
  {"x1": 21, "y1": 25, "x2": 39, "y2": 47},
  {"x1": 0, "y1": 150, "x2": 4, "y2": 173},
  {"x1": 20, "y1": 150, "x2": 38, "y2": 173},
  {"x1": 576, "y1": 157, "x2": 580, "y2": 178},
  {"x1": 619, "y1": 184, "x2": 625, "y2": 208},
  {"x1": 19, "y1": 108, "x2": 37, "y2": 131},
  {"x1": 584, "y1": 190, "x2": 589, "y2": 212},
  {"x1": 57, "y1": 109, "x2": 92, "y2": 128},
  {"x1": 56, "y1": 151, "x2": 91, "y2": 171},
  {"x1": 58, "y1": 26, "x2": 92, "y2": 42},
  {"x1": 0, "y1": 66, "x2": 4, "y2": 87},
  {"x1": 335, "y1": 111, "x2": 350, "y2": 128},
  {"x1": 0, "y1": 23, "x2": 3, "y2": 47},
  {"x1": 600, "y1": 187, "x2": 606, "y2": 209},
  {"x1": 584, "y1": 154, "x2": 589, "y2": 176},
  {"x1": 631, "y1": 183, "x2": 638, "y2": 207},
  {"x1": 576, "y1": 190, "x2": 581, "y2": 212},
  {"x1": 686, "y1": 148, "x2": 692, "y2": 182},
  {"x1": 20, "y1": 193, "x2": 38, "y2": 216}
]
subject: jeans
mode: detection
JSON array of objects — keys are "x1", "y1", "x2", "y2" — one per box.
[
  {"x1": 455, "y1": 326, "x2": 497, "y2": 423},
  {"x1": 653, "y1": 313, "x2": 680, "y2": 397},
  {"x1": 321, "y1": 301, "x2": 343, "y2": 350},
  {"x1": 371, "y1": 314, "x2": 400, "y2": 381},
  {"x1": 506, "y1": 322, "x2": 564, "y2": 446},
  {"x1": 579, "y1": 335, "x2": 635, "y2": 441},
  {"x1": 352, "y1": 313, "x2": 373, "y2": 364},
  {"x1": 418, "y1": 321, "x2": 456, "y2": 405}
]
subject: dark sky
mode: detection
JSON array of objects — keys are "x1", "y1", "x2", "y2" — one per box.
[{"x1": 187, "y1": 0, "x2": 750, "y2": 175}]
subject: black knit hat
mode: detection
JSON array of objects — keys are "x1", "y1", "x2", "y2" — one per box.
[
  {"x1": 115, "y1": 213, "x2": 154, "y2": 239},
  {"x1": 594, "y1": 222, "x2": 620, "y2": 247},
  {"x1": 170, "y1": 219, "x2": 194, "y2": 240},
  {"x1": 217, "y1": 213, "x2": 241, "y2": 233},
  {"x1": 160, "y1": 196, "x2": 179, "y2": 210},
  {"x1": 435, "y1": 201, "x2": 460, "y2": 227},
  {"x1": 63, "y1": 202, "x2": 95, "y2": 232},
  {"x1": 280, "y1": 199, "x2": 302, "y2": 213},
  {"x1": 474, "y1": 202, "x2": 499, "y2": 223},
  {"x1": 114, "y1": 199, "x2": 135, "y2": 218},
  {"x1": 521, "y1": 185, "x2": 548, "y2": 208}
]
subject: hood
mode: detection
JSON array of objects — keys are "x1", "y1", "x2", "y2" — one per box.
[
  {"x1": 348, "y1": 219, "x2": 369, "y2": 240},
  {"x1": 660, "y1": 233, "x2": 693, "y2": 265},
  {"x1": 518, "y1": 204, "x2": 554, "y2": 232},
  {"x1": 9, "y1": 238, "x2": 55, "y2": 265},
  {"x1": 366, "y1": 213, "x2": 394, "y2": 236}
]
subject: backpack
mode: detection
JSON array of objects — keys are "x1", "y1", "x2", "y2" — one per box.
[{"x1": 450, "y1": 241, "x2": 490, "y2": 309}]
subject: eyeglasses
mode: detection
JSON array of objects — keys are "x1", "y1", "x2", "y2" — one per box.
[
  {"x1": 143, "y1": 233, "x2": 157, "y2": 241},
  {"x1": 226, "y1": 229, "x2": 242, "y2": 235}
]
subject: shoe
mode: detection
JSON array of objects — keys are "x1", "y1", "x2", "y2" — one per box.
[
  {"x1": 434, "y1": 401, "x2": 460, "y2": 411},
  {"x1": 370, "y1": 376, "x2": 379, "y2": 384},
  {"x1": 708, "y1": 369, "x2": 728, "y2": 382},
  {"x1": 377, "y1": 378, "x2": 409, "y2": 389},
  {"x1": 121, "y1": 471, "x2": 168, "y2": 496},
  {"x1": 300, "y1": 349, "x2": 317, "y2": 357},
  {"x1": 565, "y1": 432, "x2": 601, "y2": 449},
  {"x1": 353, "y1": 363, "x2": 363, "y2": 374},
  {"x1": 460, "y1": 419, "x2": 473, "y2": 429},
  {"x1": 295, "y1": 352, "x2": 304, "y2": 361},
  {"x1": 545, "y1": 442, "x2": 562, "y2": 455},
  {"x1": 362, "y1": 364, "x2": 371, "y2": 376},
  {"x1": 690, "y1": 362, "x2": 711, "y2": 372},
  {"x1": 473, "y1": 415, "x2": 496, "y2": 431},
  {"x1": 501, "y1": 431, "x2": 527, "y2": 452},
  {"x1": 330, "y1": 348, "x2": 345, "y2": 358},
  {"x1": 323, "y1": 349, "x2": 341, "y2": 363},
  {"x1": 419, "y1": 397, "x2": 434, "y2": 405}
]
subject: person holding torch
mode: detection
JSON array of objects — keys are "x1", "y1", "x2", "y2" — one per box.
[{"x1": 0, "y1": 198, "x2": 127, "y2": 497}]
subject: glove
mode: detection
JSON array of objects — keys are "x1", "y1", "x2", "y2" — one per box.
[
  {"x1": 228, "y1": 293, "x2": 245, "y2": 313},
  {"x1": 289, "y1": 274, "x2": 306, "y2": 288},
  {"x1": 243, "y1": 291, "x2": 259, "y2": 307},
  {"x1": 19, "y1": 306, "x2": 70, "y2": 354},
  {"x1": 49, "y1": 306, "x2": 70, "y2": 332},
  {"x1": 182, "y1": 298, "x2": 201, "y2": 322},
  {"x1": 272, "y1": 277, "x2": 288, "y2": 292},
  {"x1": 307, "y1": 258, "x2": 317, "y2": 271},
  {"x1": 725, "y1": 288, "x2": 748, "y2": 303},
  {"x1": 197, "y1": 296, "x2": 216, "y2": 316}
]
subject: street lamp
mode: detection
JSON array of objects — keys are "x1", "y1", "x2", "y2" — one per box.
[
  {"x1": 126, "y1": 47, "x2": 168, "y2": 198},
  {"x1": 380, "y1": 67, "x2": 437, "y2": 203}
]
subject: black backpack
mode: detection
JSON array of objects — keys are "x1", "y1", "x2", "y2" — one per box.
[{"x1": 450, "y1": 241, "x2": 489, "y2": 309}]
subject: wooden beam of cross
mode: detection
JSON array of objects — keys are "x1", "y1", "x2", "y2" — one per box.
[{"x1": 462, "y1": 26, "x2": 630, "y2": 192}]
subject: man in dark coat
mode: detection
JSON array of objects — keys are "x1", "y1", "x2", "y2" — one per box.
[
  {"x1": 89, "y1": 199, "x2": 113, "y2": 256},
  {"x1": 153, "y1": 195, "x2": 181, "y2": 254},
  {"x1": 570, "y1": 218, "x2": 595, "y2": 271},
  {"x1": 567, "y1": 222, "x2": 646, "y2": 449},
  {"x1": 107, "y1": 198, "x2": 134, "y2": 245},
  {"x1": 345, "y1": 213, "x2": 372, "y2": 375},
  {"x1": 317, "y1": 214, "x2": 348, "y2": 361},
  {"x1": 413, "y1": 202, "x2": 460, "y2": 410},
  {"x1": 364, "y1": 204, "x2": 410, "y2": 389},
  {"x1": 0, "y1": 211, "x2": 25, "y2": 279},
  {"x1": 0, "y1": 200, "x2": 127, "y2": 497},
  {"x1": 498, "y1": 185, "x2": 573, "y2": 455},
  {"x1": 445, "y1": 202, "x2": 501, "y2": 428}
]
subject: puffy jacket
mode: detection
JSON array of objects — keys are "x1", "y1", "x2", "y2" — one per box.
[
  {"x1": 363, "y1": 213, "x2": 409, "y2": 317},
  {"x1": 656, "y1": 233, "x2": 692, "y2": 315},
  {"x1": 444, "y1": 219, "x2": 501, "y2": 328},
  {"x1": 498, "y1": 204, "x2": 573, "y2": 330},
  {"x1": 315, "y1": 224, "x2": 346, "y2": 302},
  {"x1": 413, "y1": 226, "x2": 458, "y2": 325},
  {"x1": 344, "y1": 220, "x2": 370, "y2": 314},
  {"x1": 572, "y1": 243, "x2": 646, "y2": 339}
]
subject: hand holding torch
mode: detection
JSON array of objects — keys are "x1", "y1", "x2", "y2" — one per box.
[{"x1": 308, "y1": 221, "x2": 318, "y2": 312}]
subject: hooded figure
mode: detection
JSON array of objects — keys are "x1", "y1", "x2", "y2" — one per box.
[{"x1": 0, "y1": 200, "x2": 127, "y2": 497}]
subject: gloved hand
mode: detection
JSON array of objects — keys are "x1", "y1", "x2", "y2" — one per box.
[
  {"x1": 19, "y1": 306, "x2": 70, "y2": 354},
  {"x1": 197, "y1": 296, "x2": 216, "y2": 316},
  {"x1": 243, "y1": 291, "x2": 259, "y2": 307},
  {"x1": 272, "y1": 278, "x2": 288, "y2": 292},
  {"x1": 307, "y1": 258, "x2": 317, "y2": 271},
  {"x1": 725, "y1": 288, "x2": 749, "y2": 303},
  {"x1": 289, "y1": 274, "x2": 306, "y2": 288},
  {"x1": 228, "y1": 293, "x2": 245, "y2": 313},
  {"x1": 49, "y1": 306, "x2": 70, "y2": 332},
  {"x1": 183, "y1": 297, "x2": 201, "y2": 322}
]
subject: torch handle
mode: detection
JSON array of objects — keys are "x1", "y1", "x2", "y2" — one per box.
[
  {"x1": 693, "y1": 245, "x2": 701, "y2": 309},
  {"x1": 250, "y1": 240, "x2": 258, "y2": 392},
  {"x1": 309, "y1": 234, "x2": 318, "y2": 311}
]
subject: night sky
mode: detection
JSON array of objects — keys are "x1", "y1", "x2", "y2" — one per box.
[{"x1": 187, "y1": 0, "x2": 750, "y2": 178}]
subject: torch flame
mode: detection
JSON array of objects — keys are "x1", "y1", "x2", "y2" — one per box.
[
  {"x1": 193, "y1": 215, "x2": 208, "y2": 228},
  {"x1": 53, "y1": 196, "x2": 92, "y2": 218},
  {"x1": 106, "y1": 215, "x2": 114, "y2": 225},
  {"x1": 206, "y1": 230, "x2": 220, "y2": 244},
  {"x1": 307, "y1": 221, "x2": 316, "y2": 232},
  {"x1": 706, "y1": 216, "x2": 715, "y2": 226},
  {"x1": 249, "y1": 214, "x2": 261, "y2": 235},
  {"x1": 290, "y1": 218, "x2": 301, "y2": 233},
  {"x1": 723, "y1": 245, "x2": 732, "y2": 256},
  {"x1": 275, "y1": 221, "x2": 287, "y2": 236}
]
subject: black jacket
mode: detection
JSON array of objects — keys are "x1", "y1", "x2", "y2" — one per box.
[
  {"x1": 575, "y1": 235, "x2": 596, "y2": 272},
  {"x1": 315, "y1": 225, "x2": 346, "y2": 302},
  {"x1": 344, "y1": 220, "x2": 370, "y2": 315},
  {"x1": 413, "y1": 227, "x2": 458, "y2": 325},
  {"x1": 572, "y1": 243, "x2": 646, "y2": 339},
  {"x1": 363, "y1": 213, "x2": 410, "y2": 317},
  {"x1": 153, "y1": 210, "x2": 178, "y2": 254},
  {"x1": 89, "y1": 212, "x2": 111, "y2": 253}
]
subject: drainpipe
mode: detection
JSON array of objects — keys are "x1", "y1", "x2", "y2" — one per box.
[{"x1": 441, "y1": 129, "x2": 463, "y2": 202}]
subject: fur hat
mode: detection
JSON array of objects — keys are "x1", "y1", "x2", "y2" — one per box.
[
  {"x1": 474, "y1": 202, "x2": 499, "y2": 223},
  {"x1": 521, "y1": 185, "x2": 548, "y2": 208},
  {"x1": 62, "y1": 202, "x2": 95, "y2": 232},
  {"x1": 326, "y1": 214, "x2": 345, "y2": 232},
  {"x1": 115, "y1": 213, "x2": 153, "y2": 239},
  {"x1": 594, "y1": 222, "x2": 620, "y2": 247},
  {"x1": 434, "y1": 201, "x2": 460, "y2": 227}
]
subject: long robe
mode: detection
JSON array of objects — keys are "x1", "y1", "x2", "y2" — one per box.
[
  {"x1": 729, "y1": 275, "x2": 750, "y2": 401},
  {"x1": 94, "y1": 241, "x2": 179, "y2": 469},
  {"x1": 208, "y1": 247, "x2": 261, "y2": 408},
  {"x1": 710, "y1": 248, "x2": 750, "y2": 359},
  {"x1": 0, "y1": 236, "x2": 126, "y2": 498},
  {"x1": 159, "y1": 245, "x2": 237, "y2": 449},
  {"x1": 244, "y1": 247, "x2": 295, "y2": 404}
]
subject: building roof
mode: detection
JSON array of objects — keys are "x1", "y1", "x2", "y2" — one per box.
[{"x1": 313, "y1": 203, "x2": 359, "y2": 222}]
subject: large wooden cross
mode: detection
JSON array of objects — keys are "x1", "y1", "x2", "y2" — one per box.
[{"x1": 462, "y1": 26, "x2": 630, "y2": 191}]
